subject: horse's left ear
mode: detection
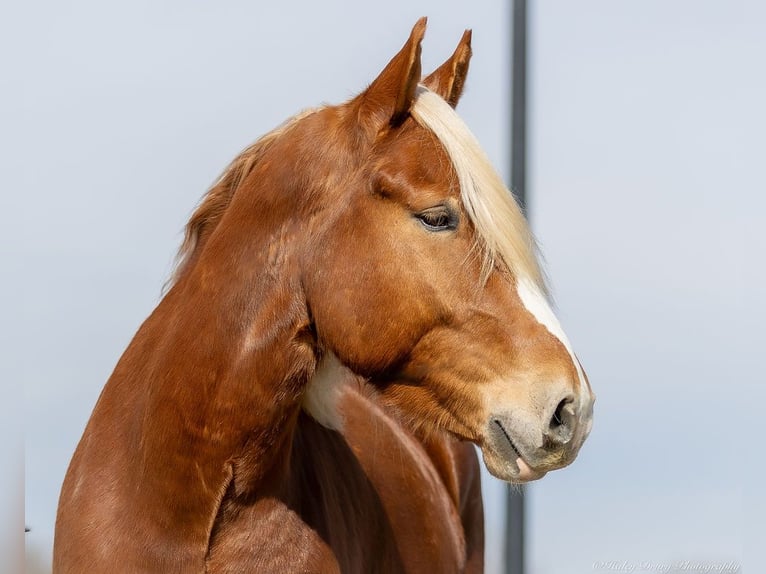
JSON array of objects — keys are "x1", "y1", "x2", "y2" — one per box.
[
  {"x1": 423, "y1": 29, "x2": 472, "y2": 107},
  {"x1": 357, "y1": 17, "x2": 427, "y2": 129}
]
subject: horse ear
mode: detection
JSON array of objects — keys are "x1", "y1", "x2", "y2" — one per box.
[
  {"x1": 358, "y1": 17, "x2": 427, "y2": 129},
  {"x1": 422, "y1": 29, "x2": 472, "y2": 107}
]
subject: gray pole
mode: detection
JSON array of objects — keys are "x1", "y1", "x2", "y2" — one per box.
[
  {"x1": 505, "y1": 1, "x2": 527, "y2": 574},
  {"x1": 511, "y1": 0, "x2": 527, "y2": 210}
]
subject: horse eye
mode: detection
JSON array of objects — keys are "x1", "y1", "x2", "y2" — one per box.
[{"x1": 415, "y1": 207, "x2": 456, "y2": 231}]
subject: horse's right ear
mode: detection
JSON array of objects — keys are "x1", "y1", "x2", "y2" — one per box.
[
  {"x1": 356, "y1": 17, "x2": 427, "y2": 131},
  {"x1": 423, "y1": 29, "x2": 472, "y2": 107}
]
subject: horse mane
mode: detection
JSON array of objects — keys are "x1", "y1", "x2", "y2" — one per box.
[
  {"x1": 411, "y1": 87, "x2": 548, "y2": 293},
  {"x1": 167, "y1": 109, "x2": 319, "y2": 288}
]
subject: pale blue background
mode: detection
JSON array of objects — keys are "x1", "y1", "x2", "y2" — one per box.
[{"x1": 7, "y1": 1, "x2": 760, "y2": 572}]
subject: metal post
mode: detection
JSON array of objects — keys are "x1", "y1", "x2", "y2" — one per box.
[
  {"x1": 505, "y1": 1, "x2": 527, "y2": 574},
  {"x1": 511, "y1": 0, "x2": 527, "y2": 210}
]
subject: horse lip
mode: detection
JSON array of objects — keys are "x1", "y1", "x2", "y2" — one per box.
[
  {"x1": 493, "y1": 419, "x2": 522, "y2": 459},
  {"x1": 490, "y1": 418, "x2": 547, "y2": 482}
]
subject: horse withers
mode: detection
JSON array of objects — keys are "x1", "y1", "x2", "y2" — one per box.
[{"x1": 54, "y1": 18, "x2": 594, "y2": 573}]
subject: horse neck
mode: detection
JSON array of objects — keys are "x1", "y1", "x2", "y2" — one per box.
[
  {"x1": 140, "y1": 224, "x2": 317, "y2": 484},
  {"x1": 88, "y1": 171, "x2": 323, "y2": 531},
  {"x1": 59, "y1": 250, "x2": 314, "y2": 569},
  {"x1": 130, "y1": 109, "x2": 371, "y2": 503}
]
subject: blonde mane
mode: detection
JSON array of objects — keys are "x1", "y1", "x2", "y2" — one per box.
[
  {"x1": 411, "y1": 87, "x2": 547, "y2": 293},
  {"x1": 168, "y1": 109, "x2": 318, "y2": 287}
]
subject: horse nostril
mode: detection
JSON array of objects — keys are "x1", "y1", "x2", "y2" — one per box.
[
  {"x1": 550, "y1": 399, "x2": 566, "y2": 428},
  {"x1": 546, "y1": 397, "x2": 576, "y2": 445}
]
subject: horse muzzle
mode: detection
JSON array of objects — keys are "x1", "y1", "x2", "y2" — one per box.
[{"x1": 480, "y1": 387, "x2": 595, "y2": 483}]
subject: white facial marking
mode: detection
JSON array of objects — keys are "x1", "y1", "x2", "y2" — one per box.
[
  {"x1": 516, "y1": 277, "x2": 590, "y2": 397},
  {"x1": 301, "y1": 353, "x2": 349, "y2": 430}
]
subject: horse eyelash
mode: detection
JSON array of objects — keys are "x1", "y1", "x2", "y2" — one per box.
[{"x1": 415, "y1": 207, "x2": 458, "y2": 231}]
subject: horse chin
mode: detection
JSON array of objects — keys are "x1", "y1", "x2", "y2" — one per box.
[{"x1": 480, "y1": 446, "x2": 548, "y2": 484}]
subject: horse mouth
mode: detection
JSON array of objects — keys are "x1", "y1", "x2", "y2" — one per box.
[
  {"x1": 493, "y1": 419, "x2": 521, "y2": 458},
  {"x1": 484, "y1": 419, "x2": 548, "y2": 483}
]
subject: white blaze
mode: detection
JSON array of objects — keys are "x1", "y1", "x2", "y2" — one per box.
[{"x1": 516, "y1": 276, "x2": 590, "y2": 397}]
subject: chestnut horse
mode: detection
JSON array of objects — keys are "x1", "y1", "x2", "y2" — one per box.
[{"x1": 54, "y1": 19, "x2": 594, "y2": 573}]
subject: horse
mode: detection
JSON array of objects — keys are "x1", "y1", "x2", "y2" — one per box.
[{"x1": 53, "y1": 18, "x2": 594, "y2": 573}]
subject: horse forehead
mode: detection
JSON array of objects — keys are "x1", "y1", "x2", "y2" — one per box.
[{"x1": 373, "y1": 126, "x2": 455, "y2": 186}]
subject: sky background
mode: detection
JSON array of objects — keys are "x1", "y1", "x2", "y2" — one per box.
[{"x1": 6, "y1": 1, "x2": 762, "y2": 573}]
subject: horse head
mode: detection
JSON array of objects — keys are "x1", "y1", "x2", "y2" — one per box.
[{"x1": 172, "y1": 18, "x2": 594, "y2": 484}]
